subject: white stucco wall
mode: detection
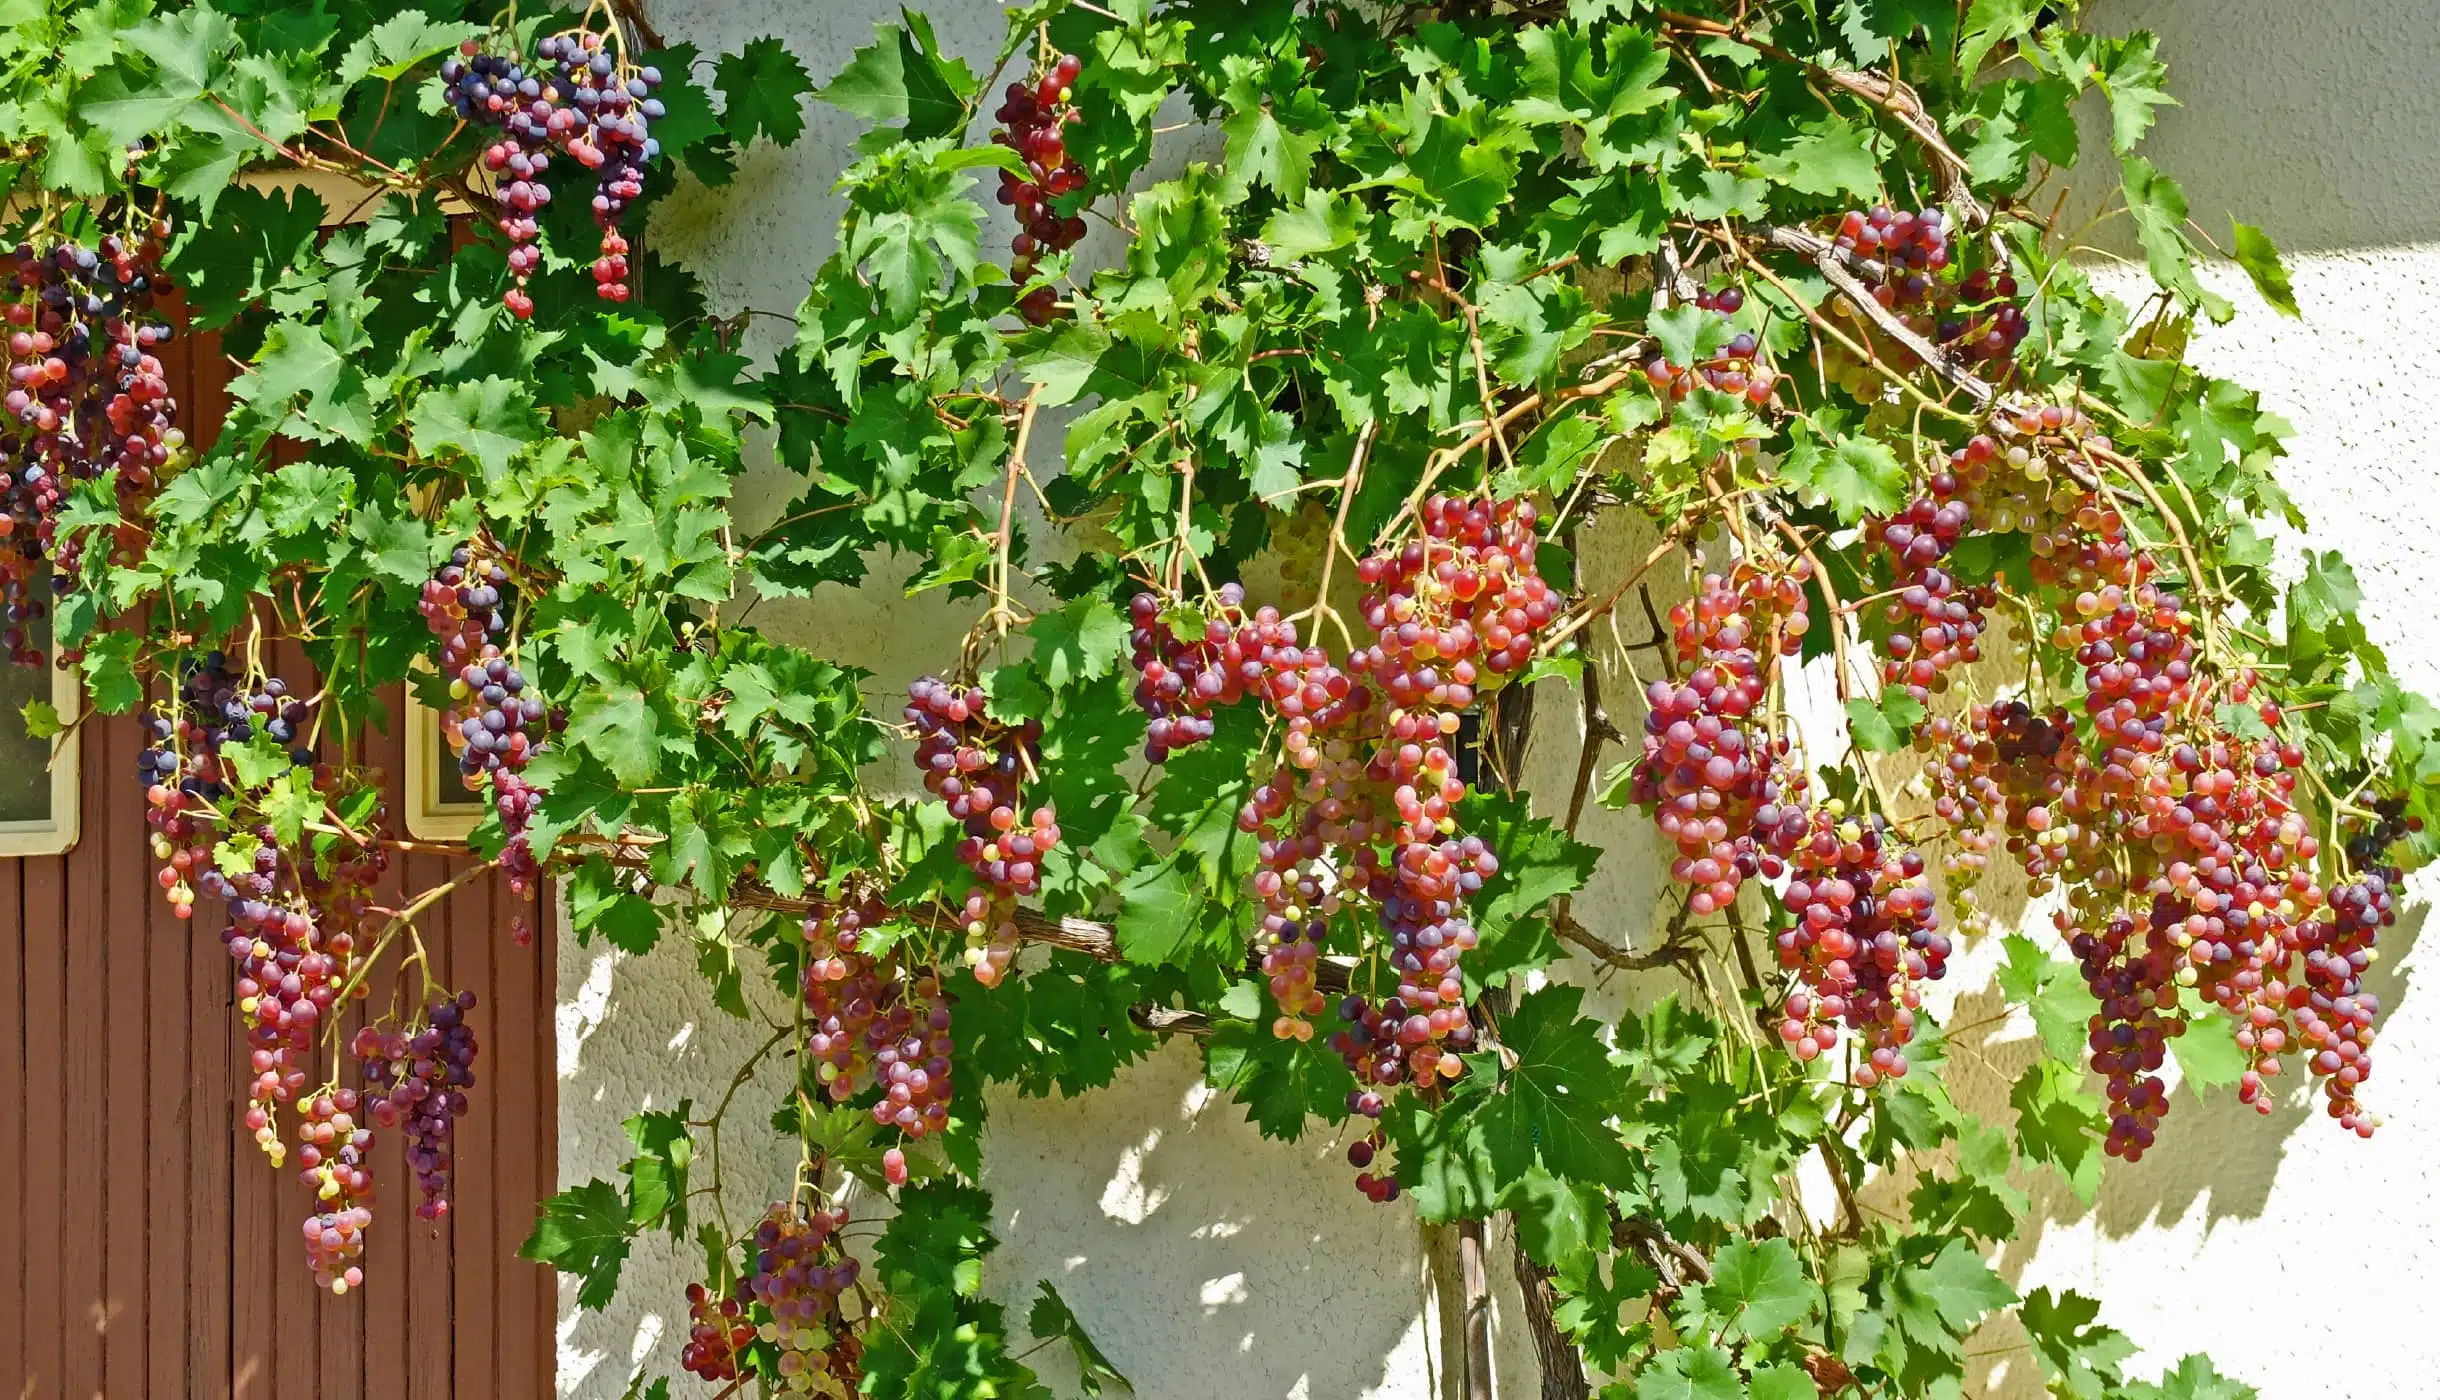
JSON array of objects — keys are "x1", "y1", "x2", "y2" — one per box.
[{"x1": 555, "y1": 4, "x2": 2440, "y2": 1396}]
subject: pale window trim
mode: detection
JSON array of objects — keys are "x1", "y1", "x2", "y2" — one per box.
[
  {"x1": 0, "y1": 657, "x2": 82, "y2": 857},
  {"x1": 402, "y1": 680, "x2": 487, "y2": 841}
]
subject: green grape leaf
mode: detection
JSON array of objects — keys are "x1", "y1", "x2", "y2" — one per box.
[
  {"x1": 1203, "y1": 1020, "x2": 1358, "y2": 1142},
  {"x1": 1027, "y1": 597, "x2": 1129, "y2": 692},
  {"x1": 1756, "y1": 116, "x2": 1883, "y2": 199},
  {"x1": 1028, "y1": 1282, "x2": 1135, "y2": 1397},
  {"x1": 716, "y1": 37, "x2": 815, "y2": 147},
  {"x1": 621, "y1": 1106, "x2": 693, "y2": 1234},
  {"x1": 1632, "y1": 1343, "x2": 1743, "y2": 1400},
  {"x1": 816, "y1": 20, "x2": 980, "y2": 141},
  {"x1": 2123, "y1": 156, "x2": 2234, "y2": 322},
  {"x1": 2009, "y1": 1060, "x2": 2105, "y2": 1202},
  {"x1": 2018, "y1": 1287, "x2": 2137, "y2": 1400},
  {"x1": 518, "y1": 1179, "x2": 635, "y2": 1310},
  {"x1": 2229, "y1": 220, "x2": 2300, "y2": 318},
  {"x1": 1779, "y1": 418, "x2": 1909, "y2": 523},
  {"x1": 1958, "y1": 0, "x2": 2042, "y2": 81},
  {"x1": 1678, "y1": 1237, "x2": 1815, "y2": 1344},
  {"x1": 1478, "y1": 984, "x2": 1635, "y2": 1187},
  {"x1": 2092, "y1": 31, "x2": 2176, "y2": 155},
  {"x1": 1996, "y1": 933, "x2": 2103, "y2": 1064}
]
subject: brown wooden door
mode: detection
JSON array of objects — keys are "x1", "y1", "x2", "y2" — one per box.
[{"x1": 1, "y1": 324, "x2": 557, "y2": 1400}]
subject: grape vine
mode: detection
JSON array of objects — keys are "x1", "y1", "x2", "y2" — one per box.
[{"x1": 1, "y1": 0, "x2": 2424, "y2": 1396}]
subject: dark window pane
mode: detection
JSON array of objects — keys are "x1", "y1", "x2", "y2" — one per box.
[{"x1": 0, "y1": 614, "x2": 55, "y2": 824}]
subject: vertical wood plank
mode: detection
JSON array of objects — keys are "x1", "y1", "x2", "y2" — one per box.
[
  {"x1": 449, "y1": 874, "x2": 498, "y2": 1400},
  {"x1": 176, "y1": 322, "x2": 239, "y2": 1400},
  {"x1": 150, "y1": 718, "x2": 195, "y2": 1399},
  {"x1": 20, "y1": 849, "x2": 64, "y2": 1400},
  {"x1": 0, "y1": 857, "x2": 25, "y2": 1395},
  {"x1": 65, "y1": 744, "x2": 109, "y2": 1397},
  {"x1": 358, "y1": 712, "x2": 409, "y2": 1400},
  {"x1": 102, "y1": 710, "x2": 149, "y2": 1396},
  {"x1": 530, "y1": 885, "x2": 559, "y2": 1394},
  {"x1": 404, "y1": 847, "x2": 455, "y2": 1400},
  {"x1": 494, "y1": 877, "x2": 542, "y2": 1400}
]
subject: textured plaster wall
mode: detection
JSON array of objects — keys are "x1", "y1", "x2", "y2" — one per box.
[{"x1": 555, "y1": 3, "x2": 2440, "y2": 1396}]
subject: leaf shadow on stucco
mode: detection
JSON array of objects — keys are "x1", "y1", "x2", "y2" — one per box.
[{"x1": 976, "y1": 1039, "x2": 1539, "y2": 1400}]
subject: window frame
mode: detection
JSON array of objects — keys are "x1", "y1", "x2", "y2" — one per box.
[
  {"x1": 0, "y1": 657, "x2": 83, "y2": 857},
  {"x1": 402, "y1": 677, "x2": 489, "y2": 840}
]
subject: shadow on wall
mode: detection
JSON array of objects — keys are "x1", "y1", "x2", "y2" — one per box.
[{"x1": 2086, "y1": 0, "x2": 2440, "y2": 252}]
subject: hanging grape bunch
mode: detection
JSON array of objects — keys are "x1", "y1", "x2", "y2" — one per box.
[
  {"x1": 800, "y1": 903, "x2": 956, "y2": 1156},
  {"x1": 906, "y1": 676, "x2": 1061, "y2": 986},
  {"x1": 0, "y1": 228, "x2": 182, "y2": 664},
  {"x1": 1643, "y1": 287, "x2": 1779, "y2": 407},
  {"x1": 355, "y1": 990, "x2": 480, "y2": 1221},
  {"x1": 742, "y1": 1202, "x2": 864, "y2": 1396},
  {"x1": 992, "y1": 50, "x2": 1088, "y2": 324},
  {"x1": 1126, "y1": 495, "x2": 1565, "y2": 1198},
  {"x1": 295, "y1": 1088, "x2": 375, "y2": 1293},
  {"x1": 421, "y1": 545, "x2": 547, "y2": 893},
  {"x1": 441, "y1": 27, "x2": 664, "y2": 318},
  {"x1": 680, "y1": 1280, "x2": 753, "y2": 1383}
]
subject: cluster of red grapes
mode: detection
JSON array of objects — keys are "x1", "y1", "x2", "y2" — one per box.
[
  {"x1": 800, "y1": 904, "x2": 955, "y2": 1150},
  {"x1": 140, "y1": 659, "x2": 342, "y2": 1154},
  {"x1": 742, "y1": 1202, "x2": 864, "y2": 1396},
  {"x1": 1877, "y1": 399, "x2": 2415, "y2": 1154},
  {"x1": 1127, "y1": 583, "x2": 1251, "y2": 761},
  {"x1": 1643, "y1": 287, "x2": 1780, "y2": 406},
  {"x1": 1863, "y1": 491, "x2": 1992, "y2": 706},
  {"x1": 2309, "y1": 803, "x2": 2412, "y2": 1135},
  {"x1": 905, "y1": 676, "x2": 1060, "y2": 986},
  {"x1": 1831, "y1": 205, "x2": 1950, "y2": 306},
  {"x1": 1127, "y1": 495, "x2": 1561, "y2": 1195},
  {"x1": 681, "y1": 1281, "x2": 753, "y2": 1382},
  {"x1": 442, "y1": 30, "x2": 664, "y2": 316},
  {"x1": 991, "y1": 52, "x2": 1088, "y2": 324},
  {"x1": 1, "y1": 229, "x2": 182, "y2": 664},
  {"x1": 354, "y1": 990, "x2": 479, "y2": 1220},
  {"x1": 1822, "y1": 205, "x2": 2027, "y2": 367},
  {"x1": 295, "y1": 1088, "x2": 376, "y2": 1293},
  {"x1": 1338, "y1": 1099, "x2": 1398, "y2": 1203},
  {"x1": 1771, "y1": 807, "x2": 1950, "y2": 1084},
  {"x1": 421, "y1": 546, "x2": 546, "y2": 893},
  {"x1": 1624, "y1": 563, "x2": 1811, "y2": 916}
]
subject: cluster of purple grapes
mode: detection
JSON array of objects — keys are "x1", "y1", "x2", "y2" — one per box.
[
  {"x1": 1863, "y1": 493, "x2": 1992, "y2": 706},
  {"x1": 1, "y1": 229, "x2": 181, "y2": 665},
  {"x1": 1642, "y1": 287, "x2": 1780, "y2": 406},
  {"x1": 1625, "y1": 565, "x2": 1810, "y2": 916},
  {"x1": 1127, "y1": 584, "x2": 1250, "y2": 761},
  {"x1": 1832, "y1": 205, "x2": 1950, "y2": 306},
  {"x1": 442, "y1": 31, "x2": 663, "y2": 316},
  {"x1": 295, "y1": 1088, "x2": 376, "y2": 1293},
  {"x1": 681, "y1": 1281, "x2": 753, "y2": 1382},
  {"x1": 1772, "y1": 809, "x2": 1952, "y2": 1084},
  {"x1": 2070, "y1": 900, "x2": 2184, "y2": 1159},
  {"x1": 743, "y1": 1203, "x2": 864, "y2": 1395},
  {"x1": 905, "y1": 677, "x2": 1061, "y2": 985},
  {"x1": 535, "y1": 31, "x2": 660, "y2": 300},
  {"x1": 354, "y1": 990, "x2": 479, "y2": 1220},
  {"x1": 138, "y1": 658, "x2": 346, "y2": 1159},
  {"x1": 801, "y1": 904, "x2": 956, "y2": 1151},
  {"x1": 2308, "y1": 806, "x2": 2410, "y2": 1136},
  {"x1": 991, "y1": 52, "x2": 1088, "y2": 324},
  {"x1": 1125, "y1": 496, "x2": 1564, "y2": 1199},
  {"x1": 421, "y1": 547, "x2": 547, "y2": 894}
]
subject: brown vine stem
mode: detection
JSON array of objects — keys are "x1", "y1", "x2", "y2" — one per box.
[
  {"x1": 990, "y1": 388, "x2": 1042, "y2": 635},
  {"x1": 1292, "y1": 418, "x2": 1376, "y2": 654},
  {"x1": 1543, "y1": 518, "x2": 1698, "y2": 653},
  {"x1": 1649, "y1": 11, "x2": 1987, "y2": 228}
]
